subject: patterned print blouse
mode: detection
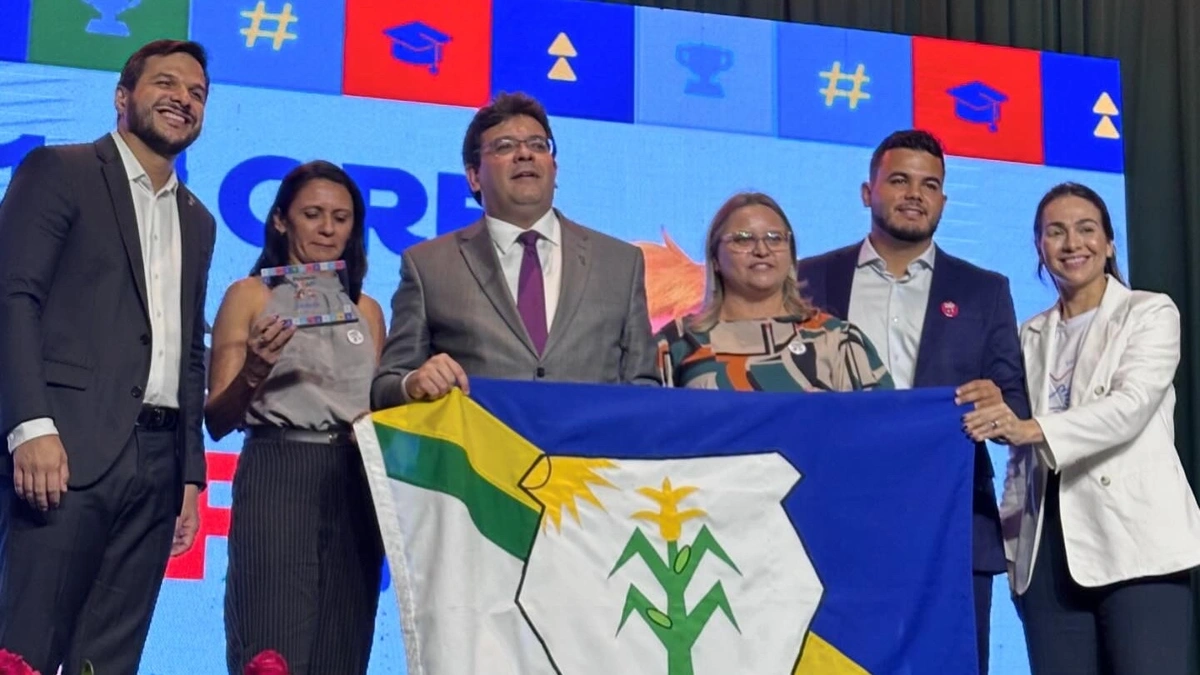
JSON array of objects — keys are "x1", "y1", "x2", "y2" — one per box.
[{"x1": 656, "y1": 312, "x2": 894, "y2": 392}]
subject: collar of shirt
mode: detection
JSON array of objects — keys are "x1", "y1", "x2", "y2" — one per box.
[
  {"x1": 857, "y1": 236, "x2": 936, "y2": 278},
  {"x1": 486, "y1": 209, "x2": 561, "y2": 255},
  {"x1": 110, "y1": 131, "x2": 179, "y2": 197}
]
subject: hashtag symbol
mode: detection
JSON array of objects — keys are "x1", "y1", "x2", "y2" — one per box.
[
  {"x1": 240, "y1": 1, "x2": 298, "y2": 51},
  {"x1": 818, "y1": 62, "x2": 871, "y2": 109}
]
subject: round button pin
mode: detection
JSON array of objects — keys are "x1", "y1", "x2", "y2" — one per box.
[
  {"x1": 788, "y1": 341, "x2": 806, "y2": 355},
  {"x1": 941, "y1": 301, "x2": 959, "y2": 318},
  {"x1": 347, "y1": 328, "x2": 365, "y2": 345}
]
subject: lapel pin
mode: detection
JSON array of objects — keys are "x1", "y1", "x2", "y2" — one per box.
[
  {"x1": 788, "y1": 341, "x2": 806, "y2": 355},
  {"x1": 347, "y1": 328, "x2": 365, "y2": 345},
  {"x1": 940, "y1": 301, "x2": 959, "y2": 318},
  {"x1": 187, "y1": 193, "x2": 195, "y2": 206}
]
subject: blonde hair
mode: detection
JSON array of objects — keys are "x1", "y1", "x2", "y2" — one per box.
[{"x1": 689, "y1": 192, "x2": 815, "y2": 332}]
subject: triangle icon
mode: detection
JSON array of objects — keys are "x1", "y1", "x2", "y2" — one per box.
[
  {"x1": 548, "y1": 32, "x2": 577, "y2": 58},
  {"x1": 1094, "y1": 115, "x2": 1120, "y2": 139},
  {"x1": 1093, "y1": 92, "x2": 1119, "y2": 116},
  {"x1": 548, "y1": 57, "x2": 577, "y2": 82}
]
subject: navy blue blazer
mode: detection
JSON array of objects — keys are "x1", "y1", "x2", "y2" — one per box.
[{"x1": 797, "y1": 242, "x2": 1030, "y2": 574}]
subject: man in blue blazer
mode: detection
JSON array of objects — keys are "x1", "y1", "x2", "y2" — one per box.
[{"x1": 797, "y1": 130, "x2": 1029, "y2": 675}]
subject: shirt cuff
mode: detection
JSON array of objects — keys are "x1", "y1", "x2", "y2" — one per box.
[
  {"x1": 400, "y1": 370, "x2": 416, "y2": 403},
  {"x1": 7, "y1": 418, "x2": 59, "y2": 454}
]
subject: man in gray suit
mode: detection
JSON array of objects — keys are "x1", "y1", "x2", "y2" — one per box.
[{"x1": 372, "y1": 92, "x2": 658, "y2": 407}]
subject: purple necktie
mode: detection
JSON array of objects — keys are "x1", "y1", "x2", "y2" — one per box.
[{"x1": 516, "y1": 230, "x2": 548, "y2": 354}]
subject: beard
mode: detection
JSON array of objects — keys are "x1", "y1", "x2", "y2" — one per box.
[
  {"x1": 872, "y1": 207, "x2": 940, "y2": 243},
  {"x1": 126, "y1": 97, "x2": 201, "y2": 158}
]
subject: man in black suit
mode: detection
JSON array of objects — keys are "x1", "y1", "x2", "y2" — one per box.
[
  {"x1": 0, "y1": 40, "x2": 215, "y2": 674},
  {"x1": 797, "y1": 130, "x2": 1029, "y2": 675}
]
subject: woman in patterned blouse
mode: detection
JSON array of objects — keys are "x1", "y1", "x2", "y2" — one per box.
[{"x1": 657, "y1": 192, "x2": 893, "y2": 392}]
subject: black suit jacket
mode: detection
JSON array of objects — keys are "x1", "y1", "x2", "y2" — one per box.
[
  {"x1": 798, "y1": 242, "x2": 1030, "y2": 574},
  {"x1": 0, "y1": 134, "x2": 215, "y2": 492}
]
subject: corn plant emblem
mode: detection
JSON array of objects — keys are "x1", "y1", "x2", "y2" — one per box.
[{"x1": 609, "y1": 477, "x2": 741, "y2": 675}]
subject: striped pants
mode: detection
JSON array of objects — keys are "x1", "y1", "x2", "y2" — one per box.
[{"x1": 224, "y1": 434, "x2": 384, "y2": 674}]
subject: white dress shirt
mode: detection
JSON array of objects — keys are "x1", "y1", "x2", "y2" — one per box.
[
  {"x1": 396, "y1": 209, "x2": 563, "y2": 402},
  {"x1": 7, "y1": 131, "x2": 183, "y2": 453},
  {"x1": 486, "y1": 209, "x2": 563, "y2": 330},
  {"x1": 846, "y1": 237, "x2": 936, "y2": 390}
]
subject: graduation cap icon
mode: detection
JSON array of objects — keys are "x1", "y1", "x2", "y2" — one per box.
[
  {"x1": 384, "y1": 21, "x2": 451, "y2": 74},
  {"x1": 946, "y1": 81, "x2": 1009, "y2": 132}
]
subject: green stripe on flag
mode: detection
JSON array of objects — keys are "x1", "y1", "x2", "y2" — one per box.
[{"x1": 375, "y1": 424, "x2": 541, "y2": 561}]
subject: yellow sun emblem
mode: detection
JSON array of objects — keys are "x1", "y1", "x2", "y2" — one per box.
[{"x1": 522, "y1": 456, "x2": 618, "y2": 533}]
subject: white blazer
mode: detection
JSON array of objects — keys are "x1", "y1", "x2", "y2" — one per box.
[{"x1": 1000, "y1": 277, "x2": 1200, "y2": 594}]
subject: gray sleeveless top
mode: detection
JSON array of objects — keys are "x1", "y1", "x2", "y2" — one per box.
[{"x1": 244, "y1": 275, "x2": 375, "y2": 430}]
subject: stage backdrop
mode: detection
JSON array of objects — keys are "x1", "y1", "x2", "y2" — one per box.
[{"x1": 0, "y1": 0, "x2": 1126, "y2": 673}]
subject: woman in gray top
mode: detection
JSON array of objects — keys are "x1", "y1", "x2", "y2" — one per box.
[{"x1": 204, "y1": 161, "x2": 386, "y2": 675}]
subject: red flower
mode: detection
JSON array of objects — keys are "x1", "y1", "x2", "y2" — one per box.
[
  {"x1": 244, "y1": 650, "x2": 289, "y2": 675},
  {"x1": 0, "y1": 650, "x2": 39, "y2": 675}
]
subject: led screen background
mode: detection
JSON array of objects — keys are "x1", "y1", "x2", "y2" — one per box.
[{"x1": 0, "y1": 0, "x2": 1126, "y2": 673}]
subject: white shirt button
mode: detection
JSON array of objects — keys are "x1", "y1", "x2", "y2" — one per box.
[{"x1": 1100, "y1": 476, "x2": 1112, "y2": 487}]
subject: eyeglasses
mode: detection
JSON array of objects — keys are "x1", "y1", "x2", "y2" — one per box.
[
  {"x1": 480, "y1": 135, "x2": 556, "y2": 157},
  {"x1": 720, "y1": 230, "x2": 791, "y2": 253}
]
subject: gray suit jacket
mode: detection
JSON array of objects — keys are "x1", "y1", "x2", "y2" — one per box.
[{"x1": 371, "y1": 212, "x2": 659, "y2": 408}]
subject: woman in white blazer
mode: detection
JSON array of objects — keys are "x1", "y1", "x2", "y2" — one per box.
[{"x1": 964, "y1": 182, "x2": 1200, "y2": 675}]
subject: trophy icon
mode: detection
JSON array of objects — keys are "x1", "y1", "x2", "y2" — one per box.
[
  {"x1": 83, "y1": 0, "x2": 142, "y2": 38},
  {"x1": 675, "y1": 42, "x2": 734, "y2": 98}
]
